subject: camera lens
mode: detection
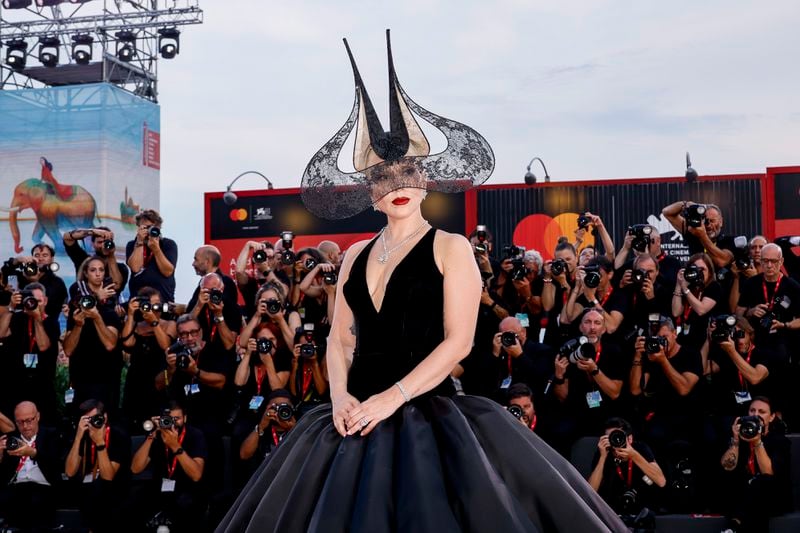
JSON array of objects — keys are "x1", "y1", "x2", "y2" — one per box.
[
  {"x1": 275, "y1": 403, "x2": 294, "y2": 421},
  {"x1": 78, "y1": 294, "x2": 97, "y2": 310},
  {"x1": 22, "y1": 262, "x2": 38, "y2": 277},
  {"x1": 300, "y1": 343, "x2": 316, "y2": 358},
  {"x1": 148, "y1": 226, "x2": 161, "y2": 239},
  {"x1": 159, "y1": 415, "x2": 174, "y2": 429},
  {"x1": 103, "y1": 239, "x2": 115, "y2": 251},
  {"x1": 507, "y1": 405, "x2": 524, "y2": 420},
  {"x1": 280, "y1": 249, "x2": 295, "y2": 266},
  {"x1": 6, "y1": 436, "x2": 21, "y2": 451},
  {"x1": 608, "y1": 429, "x2": 627, "y2": 448},
  {"x1": 551, "y1": 259, "x2": 566, "y2": 277},
  {"x1": 176, "y1": 353, "x2": 190, "y2": 370},
  {"x1": 304, "y1": 258, "x2": 317, "y2": 270},
  {"x1": 256, "y1": 338, "x2": 273, "y2": 354},
  {"x1": 209, "y1": 289, "x2": 223, "y2": 305},
  {"x1": 323, "y1": 271, "x2": 338, "y2": 285},
  {"x1": 253, "y1": 250, "x2": 267, "y2": 264},
  {"x1": 500, "y1": 331, "x2": 517, "y2": 347},
  {"x1": 265, "y1": 299, "x2": 282, "y2": 314},
  {"x1": 89, "y1": 414, "x2": 105, "y2": 428},
  {"x1": 739, "y1": 416, "x2": 762, "y2": 439},
  {"x1": 22, "y1": 295, "x2": 38, "y2": 311},
  {"x1": 584, "y1": 270, "x2": 601, "y2": 288}
]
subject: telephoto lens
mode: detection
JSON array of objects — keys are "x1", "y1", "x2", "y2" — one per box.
[
  {"x1": 304, "y1": 257, "x2": 317, "y2": 270},
  {"x1": 583, "y1": 266, "x2": 601, "y2": 288},
  {"x1": 323, "y1": 271, "x2": 338, "y2": 285},
  {"x1": 22, "y1": 262, "x2": 38, "y2": 277}
]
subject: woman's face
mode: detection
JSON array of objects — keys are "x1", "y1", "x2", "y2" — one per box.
[
  {"x1": 555, "y1": 249, "x2": 577, "y2": 274},
  {"x1": 578, "y1": 247, "x2": 595, "y2": 266},
  {"x1": 692, "y1": 258, "x2": 711, "y2": 285},
  {"x1": 369, "y1": 160, "x2": 427, "y2": 217},
  {"x1": 85, "y1": 259, "x2": 105, "y2": 286}
]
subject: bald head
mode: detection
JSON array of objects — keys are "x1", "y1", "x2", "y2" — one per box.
[
  {"x1": 318, "y1": 240, "x2": 341, "y2": 265},
  {"x1": 14, "y1": 401, "x2": 39, "y2": 439},
  {"x1": 201, "y1": 272, "x2": 224, "y2": 290},
  {"x1": 192, "y1": 245, "x2": 222, "y2": 276}
]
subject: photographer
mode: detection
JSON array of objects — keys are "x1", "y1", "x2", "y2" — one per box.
[
  {"x1": 6, "y1": 244, "x2": 68, "y2": 318},
  {"x1": 0, "y1": 282, "x2": 60, "y2": 423},
  {"x1": 240, "y1": 283, "x2": 301, "y2": 350},
  {"x1": 489, "y1": 317, "x2": 554, "y2": 407},
  {"x1": 234, "y1": 240, "x2": 289, "y2": 319},
  {"x1": 726, "y1": 237, "x2": 764, "y2": 315},
  {"x1": 630, "y1": 317, "x2": 702, "y2": 449},
  {"x1": 551, "y1": 310, "x2": 625, "y2": 450},
  {"x1": 237, "y1": 390, "x2": 296, "y2": 485},
  {"x1": 0, "y1": 401, "x2": 61, "y2": 532},
  {"x1": 469, "y1": 225, "x2": 500, "y2": 281},
  {"x1": 63, "y1": 226, "x2": 129, "y2": 291},
  {"x1": 563, "y1": 256, "x2": 617, "y2": 326},
  {"x1": 588, "y1": 418, "x2": 666, "y2": 518},
  {"x1": 188, "y1": 271, "x2": 241, "y2": 351},
  {"x1": 131, "y1": 401, "x2": 207, "y2": 532},
  {"x1": 542, "y1": 241, "x2": 579, "y2": 346},
  {"x1": 662, "y1": 201, "x2": 736, "y2": 268},
  {"x1": 64, "y1": 399, "x2": 131, "y2": 533},
  {"x1": 126, "y1": 209, "x2": 178, "y2": 302},
  {"x1": 615, "y1": 224, "x2": 681, "y2": 288},
  {"x1": 288, "y1": 324, "x2": 329, "y2": 416},
  {"x1": 297, "y1": 256, "x2": 338, "y2": 325},
  {"x1": 719, "y1": 397, "x2": 791, "y2": 532},
  {"x1": 318, "y1": 240, "x2": 342, "y2": 267},
  {"x1": 574, "y1": 212, "x2": 616, "y2": 264},
  {"x1": 605, "y1": 254, "x2": 672, "y2": 342},
  {"x1": 63, "y1": 256, "x2": 122, "y2": 409},
  {"x1": 120, "y1": 287, "x2": 177, "y2": 431},
  {"x1": 289, "y1": 247, "x2": 326, "y2": 316},
  {"x1": 506, "y1": 383, "x2": 537, "y2": 432},
  {"x1": 672, "y1": 253, "x2": 723, "y2": 349}
]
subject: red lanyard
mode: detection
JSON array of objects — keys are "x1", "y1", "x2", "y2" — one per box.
[
  {"x1": 529, "y1": 414, "x2": 537, "y2": 431},
  {"x1": 747, "y1": 443, "x2": 757, "y2": 476},
  {"x1": 271, "y1": 427, "x2": 281, "y2": 447},
  {"x1": 27, "y1": 317, "x2": 36, "y2": 353},
  {"x1": 594, "y1": 343, "x2": 603, "y2": 364},
  {"x1": 680, "y1": 299, "x2": 693, "y2": 325},
  {"x1": 656, "y1": 252, "x2": 666, "y2": 263},
  {"x1": 165, "y1": 428, "x2": 187, "y2": 479},
  {"x1": 507, "y1": 353, "x2": 513, "y2": 375},
  {"x1": 15, "y1": 438, "x2": 36, "y2": 472},
  {"x1": 89, "y1": 427, "x2": 111, "y2": 468},
  {"x1": 255, "y1": 366, "x2": 266, "y2": 396},
  {"x1": 142, "y1": 245, "x2": 152, "y2": 266},
  {"x1": 598, "y1": 286, "x2": 613, "y2": 308},
  {"x1": 738, "y1": 345, "x2": 755, "y2": 390},
  {"x1": 763, "y1": 274, "x2": 783, "y2": 309},
  {"x1": 616, "y1": 460, "x2": 634, "y2": 488},
  {"x1": 204, "y1": 308, "x2": 217, "y2": 341},
  {"x1": 301, "y1": 364, "x2": 313, "y2": 398}
]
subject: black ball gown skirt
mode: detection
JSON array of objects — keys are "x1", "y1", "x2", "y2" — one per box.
[{"x1": 216, "y1": 395, "x2": 626, "y2": 532}]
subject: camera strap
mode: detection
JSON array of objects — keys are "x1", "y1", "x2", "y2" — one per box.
[
  {"x1": 616, "y1": 459, "x2": 634, "y2": 488},
  {"x1": 763, "y1": 274, "x2": 783, "y2": 310},
  {"x1": 738, "y1": 345, "x2": 755, "y2": 391},
  {"x1": 747, "y1": 443, "x2": 757, "y2": 476},
  {"x1": 164, "y1": 428, "x2": 187, "y2": 479}
]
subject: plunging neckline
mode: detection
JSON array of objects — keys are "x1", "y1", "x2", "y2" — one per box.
[{"x1": 363, "y1": 227, "x2": 434, "y2": 315}]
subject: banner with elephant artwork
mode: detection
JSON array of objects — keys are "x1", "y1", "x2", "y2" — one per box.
[{"x1": 0, "y1": 82, "x2": 160, "y2": 286}]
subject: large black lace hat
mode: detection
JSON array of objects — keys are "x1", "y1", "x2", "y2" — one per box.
[{"x1": 301, "y1": 30, "x2": 495, "y2": 220}]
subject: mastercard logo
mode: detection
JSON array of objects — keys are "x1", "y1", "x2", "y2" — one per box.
[
  {"x1": 229, "y1": 208, "x2": 248, "y2": 222},
  {"x1": 512, "y1": 212, "x2": 595, "y2": 261}
]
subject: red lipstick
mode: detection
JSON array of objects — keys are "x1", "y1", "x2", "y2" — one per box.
[{"x1": 392, "y1": 197, "x2": 410, "y2": 206}]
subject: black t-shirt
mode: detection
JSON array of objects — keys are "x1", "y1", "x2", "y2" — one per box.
[
  {"x1": 708, "y1": 344, "x2": 773, "y2": 415},
  {"x1": 74, "y1": 425, "x2": 131, "y2": 483},
  {"x1": 606, "y1": 283, "x2": 672, "y2": 344},
  {"x1": 684, "y1": 232, "x2": 737, "y2": 260},
  {"x1": 125, "y1": 237, "x2": 178, "y2": 303},
  {"x1": 642, "y1": 344, "x2": 703, "y2": 415},
  {"x1": 676, "y1": 281, "x2": 724, "y2": 349},
  {"x1": 563, "y1": 341, "x2": 626, "y2": 420},
  {"x1": 593, "y1": 441, "x2": 660, "y2": 514},
  {"x1": 164, "y1": 345, "x2": 232, "y2": 422},
  {"x1": 146, "y1": 425, "x2": 208, "y2": 492},
  {"x1": 66, "y1": 303, "x2": 122, "y2": 389},
  {"x1": 237, "y1": 348, "x2": 293, "y2": 411},
  {"x1": 738, "y1": 274, "x2": 800, "y2": 347},
  {"x1": 187, "y1": 272, "x2": 242, "y2": 348},
  {"x1": 3, "y1": 312, "x2": 60, "y2": 385},
  {"x1": 237, "y1": 274, "x2": 290, "y2": 321},
  {"x1": 732, "y1": 430, "x2": 790, "y2": 482},
  {"x1": 19, "y1": 270, "x2": 68, "y2": 319},
  {"x1": 492, "y1": 340, "x2": 555, "y2": 406},
  {"x1": 616, "y1": 253, "x2": 682, "y2": 290}
]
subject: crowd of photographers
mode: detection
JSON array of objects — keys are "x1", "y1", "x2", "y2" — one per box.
[{"x1": 0, "y1": 202, "x2": 798, "y2": 531}]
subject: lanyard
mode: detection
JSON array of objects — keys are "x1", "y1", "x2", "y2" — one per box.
[
  {"x1": 738, "y1": 345, "x2": 755, "y2": 390},
  {"x1": 27, "y1": 317, "x2": 36, "y2": 353},
  {"x1": 529, "y1": 414, "x2": 537, "y2": 431},
  {"x1": 594, "y1": 342, "x2": 603, "y2": 364},
  {"x1": 763, "y1": 274, "x2": 783, "y2": 309},
  {"x1": 656, "y1": 252, "x2": 666, "y2": 263},
  {"x1": 747, "y1": 443, "x2": 757, "y2": 476},
  {"x1": 142, "y1": 245, "x2": 152, "y2": 266},
  {"x1": 15, "y1": 438, "x2": 36, "y2": 473},
  {"x1": 255, "y1": 366, "x2": 266, "y2": 396},
  {"x1": 204, "y1": 308, "x2": 217, "y2": 341},
  {"x1": 86, "y1": 427, "x2": 110, "y2": 480},
  {"x1": 598, "y1": 286, "x2": 613, "y2": 308},
  {"x1": 164, "y1": 428, "x2": 187, "y2": 479},
  {"x1": 616, "y1": 460, "x2": 634, "y2": 488},
  {"x1": 301, "y1": 363, "x2": 313, "y2": 398},
  {"x1": 271, "y1": 427, "x2": 281, "y2": 447}
]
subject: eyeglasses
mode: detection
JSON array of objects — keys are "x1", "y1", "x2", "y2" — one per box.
[
  {"x1": 15, "y1": 417, "x2": 36, "y2": 426},
  {"x1": 761, "y1": 258, "x2": 781, "y2": 265},
  {"x1": 178, "y1": 328, "x2": 201, "y2": 339}
]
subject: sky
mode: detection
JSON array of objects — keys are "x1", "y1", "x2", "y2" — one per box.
[{"x1": 148, "y1": 0, "x2": 800, "y2": 302}]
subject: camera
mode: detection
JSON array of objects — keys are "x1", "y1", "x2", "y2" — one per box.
[
  {"x1": 507, "y1": 405, "x2": 524, "y2": 420},
  {"x1": 759, "y1": 295, "x2": 792, "y2": 331},
  {"x1": 577, "y1": 213, "x2": 592, "y2": 230},
  {"x1": 299, "y1": 323, "x2": 316, "y2": 358},
  {"x1": 474, "y1": 225, "x2": 488, "y2": 254},
  {"x1": 280, "y1": 231, "x2": 295, "y2": 265},
  {"x1": 500, "y1": 331, "x2": 518, "y2": 348},
  {"x1": 138, "y1": 298, "x2": 153, "y2": 313},
  {"x1": 102, "y1": 239, "x2": 115, "y2": 251},
  {"x1": 682, "y1": 203, "x2": 707, "y2": 228},
  {"x1": 621, "y1": 489, "x2": 639, "y2": 512},
  {"x1": 683, "y1": 264, "x2": 704, "y2": 289},
  {"x1": 158, "y1": 413, "x2": 176, "y2": 429},
  {"x1": 78, "y1": 294, "x2": 97, "y2": 310},
  {"x1": 710, "y1": 314, "x2": 737, "y2": 342},
  {"x1": 20, "y1": 289, "x2": 38, "y2": 311},
  {"x1": 323, "y1": 270, "x2": 338, "y2": 285},
  {"x1": 732, "y1": 236, "x2": 751, "y2": 271},
  {"x1": 608, "y1": 429, "x2": 627, "y2": 448},
  {"x1": 627, "y1": 224, "x2": 653, "y2": 253},
  {"x1": 89, "y1": 414, "x2": 105, "y2": 429},
  {"x1": 208, "y1": 288, "x2": 224, "y2": 305},
  {"x1": 559, "y1": 336, "x2": 596, "y2": 364},
  {"x1": 256, "y1": 337, "x2": 273, "y2": 354},
  {"x1": 645, "y1": 335, "x2": 667, "y2": 355},
  {"x1": 21, "y1": 262, "x2": 38, "y2": 277},
  {"x1": 510, "y1": 259, "x2": 529, "y2": 281},
  {"x1": 502, "y1": 244, "x2": 525, "y2": 260},
  {"x1": 631, "y1": 268, "x2": 647, "y2": 288},
  {"x1": 550, "y1": 258, "x2": 567, "y2": 277},
  {"x1": 252, "y1": 249, "x2": 268, "y2": 264},
  {"x1": 5, "y1": 435, "x2": 22, "y2": 451},
  {"x1": 167, "y1": 341, "x2": 193, "y2": 370},
  {"x1": 275, "y1": 403, "x2": 294, "y2": 421},
  {"x1": 583, "y1": 265, "x2": 601, "y2": 288},
  {"x1": 304, "y1": 257, "x2": 318, "y2": 270},
  {"x1": 738, "y1": 415, "x2": 764, "y2": 439},
  {"x1": 147, "y1": 226, "x2": 161, "y2": 239},
  {"x1": 264, "y1": 298, "x2": 282, "y2": 315}
]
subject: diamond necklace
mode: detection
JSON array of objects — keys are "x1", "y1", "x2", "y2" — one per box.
[{"x1": 377, "y1": 220, "x2": 429, "y2": 264}]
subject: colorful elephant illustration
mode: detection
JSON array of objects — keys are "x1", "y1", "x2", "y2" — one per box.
[{"x1": 1, "y1": 177, "x2": 99, "y2": 254}]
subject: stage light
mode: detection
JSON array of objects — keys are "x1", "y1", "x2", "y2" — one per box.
[
  {"x1": 4, "y1": 39, "x2": 28, "y2": 70},
  {"x1": 524, "y1": 156, "x2": 551, "y2": 185},
  {"x1": 685, "y1": 152, "x2": 698, "y2": 184},
  {"x1": 115, "y1": 30, "x2": 136, "y2": 62},
  {"x1": 157, "y1": 27, "x2": 180, "y2": 59},
  {"x1": 2, "y1": 0, "x2": 32, "y2": 9},
  {"x1": 71, "y1": 34, "x2": 93, "y2": 65},
  {"x1": 223, "y1": 171, "x2": 275, "y2": 206},
  {"x1": 38, "y1": 36, "x2": 60, "y2": 68}
]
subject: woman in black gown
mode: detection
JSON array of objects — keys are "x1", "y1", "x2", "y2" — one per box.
[{"x1": 217, "y1": 31, "x2": 625, "y2": 533}]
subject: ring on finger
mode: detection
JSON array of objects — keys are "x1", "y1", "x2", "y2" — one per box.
[{"x1": 359, "y1": 417, "x2": 369, "y2": 428}]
